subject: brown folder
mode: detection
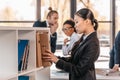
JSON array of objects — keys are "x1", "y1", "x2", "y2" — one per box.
[
  {"x1": 36, "y1": 32, "x2": 43, "y2": 67},
  {"x1": 39, "y1": 32, "x2": 51, "y2": 67}
]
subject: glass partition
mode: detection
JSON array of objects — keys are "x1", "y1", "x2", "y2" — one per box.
[
  {"x1": 0, "y1": 0, "x2": 36, "y2": 21},
  {"x1": 116, "y1": 0, "x2": 120, "y2": 34},
  {"x1": 77, "y1": 0, "x2": 111, "y2": 21}
]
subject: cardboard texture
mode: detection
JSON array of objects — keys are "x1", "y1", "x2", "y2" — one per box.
[
  {"x1": 39, "y1": 32, "x2": 51, "y2": 67},
  {"x1": 36, "y1": 31, "x2": 51, "y2": 67},
  {"x1": 36, "y1": 32, "x2": 43, "y2": 67}
]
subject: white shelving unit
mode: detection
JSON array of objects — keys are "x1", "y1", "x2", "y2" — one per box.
[{"x1": 0, "y1": 27, "x2": 50, "y2": 80}]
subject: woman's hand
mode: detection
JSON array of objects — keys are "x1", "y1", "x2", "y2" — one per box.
[
  {"x1": 109, "y1": 64, "x2": 119, "y2": 73},
  {"x1": 64, "y1": 38, "x2": 70, "y2": 45},
  {"x1": 112, "y1": 64, "x2": 119, "y2": 71},
  {"x1": 42, "y1": 49, "x2": 59, "y2": 63}
]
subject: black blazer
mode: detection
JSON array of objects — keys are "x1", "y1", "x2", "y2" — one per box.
[
  {"x1": 33, "y1": 20, "x2": 57, "y2": 53},
  {"x1": 56, "y1": 32, "x2": 100, "y2": 80}
]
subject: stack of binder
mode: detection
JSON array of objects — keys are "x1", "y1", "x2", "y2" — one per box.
[{"x1": 18, "y1": 40, "x2": 30, "y2": 71}]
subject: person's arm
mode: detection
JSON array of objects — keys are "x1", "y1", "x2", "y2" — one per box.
[
  {"x1": 62, "y1": 35, "x2": 80, "y2": 56},
  {"x1": 56, "y1": 42, "x2": 99, "y2": 77},
  {"x1": 42, "y1": 50, "x2": 71, "y2": 63},
  {"x1": 62, "y1": 38, "x2": 70, "y2": 56},
  {"x1": 33, "y1": 20, "x2": 41, "y2": 27},
  {"x1": 62, "y1": 45, "x2": 69, "y2": 56},
  {"x1": 57, "y1": 56, "x2": 71, "y2": 62},
  {"x1": 114, "y1": 31, "x2": 120, "y2": 64},
  {"x1": 43, "y1": 36, "x2": 99, "y2": 77},
  {"x1": 112, "y1": 31, "x2": 120, "y2": 71}
]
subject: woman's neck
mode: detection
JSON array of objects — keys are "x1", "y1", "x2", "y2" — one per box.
[{"x1": 84, "y1": 26, "x2": 95, "y2": 35}]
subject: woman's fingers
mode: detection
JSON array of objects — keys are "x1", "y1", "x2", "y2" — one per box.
[
  {"x1": 42, "y1": 49, "x2": 59, "y2": 63},
  {"x1": 45, "y1": 49, "x2": 52, "y2": 54},
  {"x1": 42, "y1": 55, "x2": 51, "y2": 61},
  {"x1": 42, "y1": 51, "x2": 52, "y2": 62}
]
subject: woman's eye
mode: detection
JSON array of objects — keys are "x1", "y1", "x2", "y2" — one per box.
[{"x1": 75, "y1": 21, "x2": 78, "y2": 24}]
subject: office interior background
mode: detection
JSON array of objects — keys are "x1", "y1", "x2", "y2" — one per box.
[{"x1": 0, "y1": 0, "x2": 120, "y2": 69}]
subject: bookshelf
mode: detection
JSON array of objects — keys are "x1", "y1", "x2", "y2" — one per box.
[{"x1": 0, "y1": 27, "x2": 50, "y2": 80}]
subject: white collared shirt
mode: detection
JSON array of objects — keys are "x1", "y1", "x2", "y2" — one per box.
[
  {"x1": 46, "y1": 21, "x2": 54, "y2": 36},
  {"x1": 46, "y1": 20, "x2": 50, "y2": 27},
  {"x1": 62, "y1": 32, "x2": 81, "y2": 56},
  {"x1": 83, "y1": 32, "x2": 94, "y2": 41}
]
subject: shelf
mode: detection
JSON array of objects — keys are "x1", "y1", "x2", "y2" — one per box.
[
  {"x1": 1, "y1": 74, "x2": 18, "y2": 80},
  {"x1": 0, "y1": 27, "x2": 50, "y2": 80},
  {"x1": 36, "y1": 67, "x2": 50, "y2": 80},
  {"x1": 18, "y1": 69, "x2": 35, "y2": 76},
  {"x1": 0, "y1": 27, "x2": 50, "y2": 31},
  {"x1": 35, "y1": 67, "x2": 44, "y2": 71}
]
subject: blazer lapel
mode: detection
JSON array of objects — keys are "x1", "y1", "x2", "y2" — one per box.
[{"x1": 72, "y1": 32, "x2": 97, "y2": 62}]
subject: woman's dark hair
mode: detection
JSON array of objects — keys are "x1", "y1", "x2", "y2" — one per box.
[
  {"x1": 63, "y1": 20, "x2": 76, "y2": 32},
  {"x1": 75, "y1": 8, "x2": 98, "y2": 31},
  {"x1": 47, "y1": 7, "x2": 58, "y2": 18}
]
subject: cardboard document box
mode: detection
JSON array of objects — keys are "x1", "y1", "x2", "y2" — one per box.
[{"x1": 36, "y1": 31, "x2": 51, "y2": 67}]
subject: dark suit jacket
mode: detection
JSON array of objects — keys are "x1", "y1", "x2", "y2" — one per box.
[
  {"x1": 56, "y1": 32, "x2": 100, "y2": 80},
  {"x1": 33, "y1": 20, "x2": 57, "y2": 53},
  {"x1": 109, "y1": 31, "x2": 120, "y2": 68}
]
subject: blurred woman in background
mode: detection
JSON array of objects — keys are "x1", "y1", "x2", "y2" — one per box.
[{"x1": 62, "y1": 19, "x2": 80, "y2": 56}]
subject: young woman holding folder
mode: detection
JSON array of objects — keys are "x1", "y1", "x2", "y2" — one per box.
[{"x1": 43, "y1": 8, "x2": 100, "y2": 80}]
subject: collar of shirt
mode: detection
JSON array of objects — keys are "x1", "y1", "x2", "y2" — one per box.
[
  {"x1": 46, "y1": 20, "x2": 50, "y2": 27},
  {"x1": 70, "y1": 32, "x2": 78, "y2": 40},
  {"x1": 83, "y1": 32, "x2": 95, "y2": 40},
  {"x1": 46, "y1": 20, "x2": 53, "y2": 35}
]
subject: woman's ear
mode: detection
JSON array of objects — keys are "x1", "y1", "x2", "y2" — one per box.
[{"x1": 85, "y1": 19, "x2": 91, "y2": 25}]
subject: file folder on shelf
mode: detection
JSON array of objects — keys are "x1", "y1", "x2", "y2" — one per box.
[{"x1": 18, "y1": 40, "x2": 30, "y2": 71}]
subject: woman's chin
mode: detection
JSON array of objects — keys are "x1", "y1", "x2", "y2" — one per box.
[{"x1": 76, "y1": 31, "x2": 82, "y2": 34}]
